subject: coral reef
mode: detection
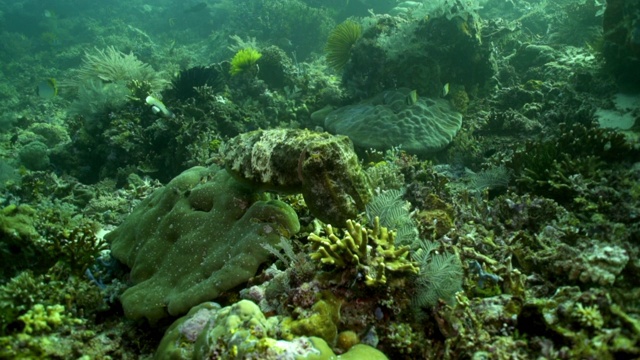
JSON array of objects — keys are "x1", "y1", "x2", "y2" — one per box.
[
  {"x1": 155, "y1": 299, "x2": 388, "y2": 360},
  {"x1": 343, "y1": 11, "x2": 493, "y2": 98},
  {"x1": 1, "y1": 0, "x2": 639, "y2": 358}
]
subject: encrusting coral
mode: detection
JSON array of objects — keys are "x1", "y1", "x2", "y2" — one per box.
[{"x1": 308, "y1": 217, "x2": 419, "y2": 286}]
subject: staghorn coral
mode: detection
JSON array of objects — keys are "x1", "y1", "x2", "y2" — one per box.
[
  {"x1": 18, "y1": 304, "x2": 75, "y2": 334},
  {"x1": 308, "y1": 217, "x2": 419, "y2": 286}
]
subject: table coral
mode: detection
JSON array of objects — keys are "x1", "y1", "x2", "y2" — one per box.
[
  {"x1": 108, "y1": 165, "x2": 300, "y2": 323},
  {"x1": 308, "y1": 217, "x2": 419, "y2": 286},
  {"x1": 223, "y1": 128, "x2": 372, "y2": 226},
  {"x1": 323, "y1": 88, "x2": 462, "y2": 154}
]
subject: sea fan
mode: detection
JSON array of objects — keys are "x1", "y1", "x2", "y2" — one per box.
[{"x1": 325, "y1": 20, "x2": 362, "y2": 70}]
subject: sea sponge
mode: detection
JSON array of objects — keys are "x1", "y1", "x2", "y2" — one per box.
[
  {"x1": 108, "y1": 165, "x2": 300, "y2": 323},
  {"x1": 230, "y1": 48, "x2": 262, "y2": 76},
  {"x1": 281, "y1": 292, "x2": 341, "y2": 345}
]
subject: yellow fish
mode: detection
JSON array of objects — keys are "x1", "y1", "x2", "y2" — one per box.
[
  {"x1": 442, "y1": 83, "x2": 450, "y2": 97},
  {"x1": 406, "y1": 89, "x2": 418, "y2": 105},
  {"x1": 37, "y1": 78, "x2": 58, "y2": 99}
]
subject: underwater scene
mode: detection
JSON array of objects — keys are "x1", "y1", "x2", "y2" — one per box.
[{"x1": 0, "y1": 0, "x2": 639, "y2": 358}]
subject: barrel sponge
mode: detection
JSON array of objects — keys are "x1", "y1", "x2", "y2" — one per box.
[
  {"x1": 107, "y1": 165, "x2": 300, "y2": 323},
  {"x1": 324, "y1": 88, "x2": 462, "y2": 154}
]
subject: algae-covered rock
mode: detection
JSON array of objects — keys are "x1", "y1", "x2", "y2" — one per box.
[
  {"x1": 18, "y1": 141, "x2": 50, "y2": 171},
  {"x1": 155, "y1": 299, "x2": 388, "y2": 360},
  {"x1": 223, "y1": 128, "x2": 372, "y2": 226},
  {"x1": 324, "y1": 88, "x2": 462, "y2": 154},
  {"x1": 107, "y1": 165, "x2": 300, "y2": 323}
]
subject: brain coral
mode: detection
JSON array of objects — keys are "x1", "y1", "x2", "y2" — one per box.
[
  {"x1": 107, "y1": 165, "x2": 300, "y2": 323},
  {"x1": 324, "y1": 88, "x2": 462, "y2": 154}
]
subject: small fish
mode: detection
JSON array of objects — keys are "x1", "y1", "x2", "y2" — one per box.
[
  {"x1": 442, "y1": 83, "x2": 450, "y2": 97},
  {"x1": 37, "y1": 78, "x2": 58, "y2": 99},
  {"x1": 406, "y1": 89, "x2": 418, "y2": 105}
]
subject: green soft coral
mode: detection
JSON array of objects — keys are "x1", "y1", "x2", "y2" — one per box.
[{"x1": 281, "y1": 292, "x2": 341, "y2": 345}]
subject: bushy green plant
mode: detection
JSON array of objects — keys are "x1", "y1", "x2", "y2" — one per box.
[
  {"x1": 229, "y1": 48, "x2": 262, "y2": 76},
  {"x1": 37, "y1": 210, "x2": 106, "y2": 275},
  {"x1": 365, "y1": 189, "x2": 418, "y2": 246},
  {"x1": 74, "y1": 46, "x2": 167, "y2": 92},
  {"x1": 68, "y1": 80, "x2": 129, "y2": 121}
]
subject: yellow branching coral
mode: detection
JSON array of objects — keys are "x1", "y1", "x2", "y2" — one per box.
[
  {"x1": 325, "y1": 20, "x2": 362, "y2": 71},
  {"x1": 18, "y1": 304, "x2": 83, "y2": 334},
  {"x1": 230, "y1": 48, "x2": 262, "y2": 76},
  {"x1": 308, "y1": 217, "x2": 419, "y2": 286}
]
